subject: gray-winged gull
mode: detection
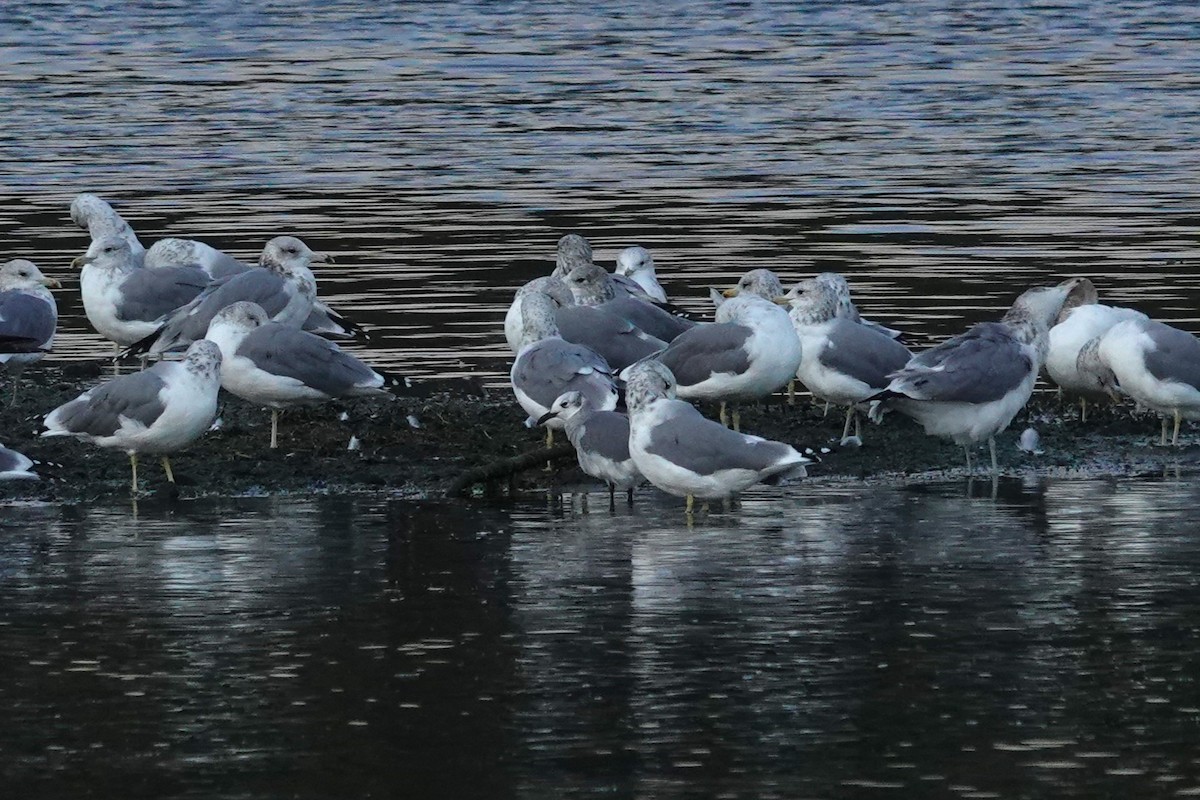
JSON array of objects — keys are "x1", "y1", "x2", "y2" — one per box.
[
  {"x1": 70, "y1": 193, "x2": 145, "y2": 262},
  {"x1": 869, "y1": 279, "x2": 1082, "y2": 474},
  {"x1": 205, "y1": 302, "x2": 393, "y2": 449},
  {"x1": 561, "y1": 256, "x2": 693, "y2": 342},
  {"x1": 1045, "y1": 282, "x2": 1147, "y2": 421},
  {"x1": 0, "y1": 444, "x2": 39, "y2": 480},
  {"x1": 778, "y1": 277, "x2": 912, "y2": 443},
  {"x1": 814, "y1": 272, "x2": 903, "y2": 340},
  {"x1": 624, "y1": 360, "x2": 811, "y2": 514},
  {"x1": 510, "y1": 291, "x2": 618, "y2": 446},
  {"x1": 628, "y1": 291, "x2": 801, "y2": 431},
  {"x1": 1083, "y1": 317, "x2": 1200, "y2": 446},
  {"x1": 42, "y1": 339, "x2": 222, "y2": 494},
  {"x1": 74, "y1": 236, "x2": 210, "y2": 347},
  {"x1": 0, "y1": 259, "x2": 61, "y2": 403},
  {"x1": 537, "y1": 390, "x2": 642, "y2": 503},
  {"x1": 126, "y1": 236, "x2": 324, "y2": 356},
  {"x1": 615, "y1": 246, "x2": 667, "y2": 303}
]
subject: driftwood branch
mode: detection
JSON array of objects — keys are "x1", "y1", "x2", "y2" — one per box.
[{"x1": 445, "y1": 442, "x2": 576, "y2": 497}]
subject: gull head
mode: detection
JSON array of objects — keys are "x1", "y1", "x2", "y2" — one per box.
[
  {"x1": 563, "y1": 259, "x2": 615, "y2": 305},
  {"x1": 536, "y1": 390, "x2": 588, "y2": 427},
  {"x1": 615, "y1": 246, "x2": 654, "y2": 277},
  {"x1": 723, "y1": 269, "x2": 785, "y2": 300},
  {"x1": 775, "y1": 277, "x2": 837, "y2": 325},
  {"x1": 623, "y1": 360, "x2": 677, "y2": 414},
  {"x1": 815, "y1": 272, "x2": 857, "y2": 318},
  {"x1": 553, "y1": 233, "x2": 593, "y2": 277},
  {"x1": 71, "y1": 235, "x2": 134, "y2": 273},
  {"x1": 184, "y1": 338, "x2": 224, "y2": 379},
  {"x1": 0, "y1": 259, "x2": 60, "y2": 291},
  {"x1": 260, "y1": 236, "x2": 326, "y2": 274}
]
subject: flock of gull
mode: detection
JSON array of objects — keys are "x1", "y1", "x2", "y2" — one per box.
[{"x1": 2, "y1": 200, "x2": 1200, "y2": 508}]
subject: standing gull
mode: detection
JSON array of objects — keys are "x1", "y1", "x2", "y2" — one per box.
[
  {"x1": 537, "y1": 391, "x2": 642, "y2": 504},
  {"x1": 510, "y1": 291, "x2": 618, "y2": 445},
  {"x1": 126, "y1": 236, "x2": 325, "y2": 356},
  {"x1": 1084, "y1": 318, "x2": 1200, "y2": 446},
  {"x1": 869, "y1": 279, "x2": 1081, "y2": 474},
  {"x1": 0, "y1": 259, "x2": 61, "y2": 403},
  {"x1": 632, "y1": 287, "x2": 801, "y2": 431},
  {"x1": 205, "y1": 302, "x2": 394, "y2": 449},
  {"x1": 75, "y1": 236, "x2": 210, "y2": 348},
  {"x1": 778, "y1": 277, "x2": 911, "y2": 444},
  {"x1": 615, "y1": 246, "x2": 667, "y2": 303},
  {"x1": 42, "y1": 339, "x2": 222, "y2": 495},
  {"x1": 625, "y1": 361, "x2": 811, "y2": 514}
]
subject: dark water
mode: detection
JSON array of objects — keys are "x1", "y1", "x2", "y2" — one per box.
[
  {"x1": 3, "y1": 479, "x2": 1200, "y2": 797},
  {"x1": 1, "y1": 1, "x2": 1199, "y2": 380}
]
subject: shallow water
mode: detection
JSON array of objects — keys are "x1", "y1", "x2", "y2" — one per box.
[
  {"x1": 3, "y1": 478, "x2": 1200, "y2": 797},
  {"x1": 1, "y1": 1, "x2": 1199, "y2": 380}
]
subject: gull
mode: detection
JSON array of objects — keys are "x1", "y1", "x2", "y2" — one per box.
[
  {"x1": 70, "y1": 193, "x2": 145, "y2": 262},
  {"x1": 74, "y1": 236, "x2": 210, "y2": 347},
  {"x1": 551, "y1": 233, "x2": 594, "y2": 277},
  {"x1": 510, "y1": 291, "x2": 618, "y2": 446},
  {"x1": 0, "y1": 444, "x2": 39, "y2": 480},
  {"x1": 504, "y1": 277, "x2": 665, "y2": 368},
  {"x1": 1082, "y1": 317, "x2": 1200, "y2": 446},
  {"x1": 721, "y1": 268, "x2": 786, "y2": 302},
  {"x1": 42, "y1": 339, "x2": 222, "y2": 495},
  {"x1": 537, "y1": 391, "x2": 642, "y2": 504},
  {"x1": 624, "y1": 360, "x2": 811, "y2": 514},
  {"x1": 1045, "y1": 280, "x2": 1147, "y2": 421},
  {"x1": 205, "y1": 302, "x2": 394, "y2": 449},
  {"x1": 614, "y1": 246, "x2": 667, "y2": 303},
  {"x1": 0, "y1": 260, "x2": 61, "y2": 404},
  {"x1": 561, "y1": 257, "x2": 693, "y2": 342},
  {"x1": 778, "y1": 277, "x2": 911, "y2": 443},
  {"x1": 869, "y1": 279, "x2": 1082, "y2": 474},
  {"x1": 125, "y1": 236, "x2": 324, "y2": 357},
  {"x1": 814, "y1": 272, "x2": 903, "y2": 340},
  {"x1": 631, "y1": 289, "x2": 801, "y2": 431}
]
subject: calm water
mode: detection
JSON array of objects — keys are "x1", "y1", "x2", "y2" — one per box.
[
  {"x1": 4, "y1": 2, "x2": 1200, "y2": 795},
  {"x1": 1, "y1": 1, "x2": 1199, "y2": 380},
  {"x1": 3, "y1": 479, "x2": 1200, "y2": 797}
]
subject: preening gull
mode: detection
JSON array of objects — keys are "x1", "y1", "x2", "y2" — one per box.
[
  {"x1": 74, "y1": 236, "x2": 209, "y2": 347},
  {"x1": 869, "y1": 279, "x2": 1081, "y2": 474},
  {"x1": 126, "y1": 236, "x2": 324, "y2": 356},
  {"x1": 42, "y1": 339, "x2": 222, "y2": 495},
  {"x1": 537, "y1": 390, "x2": 642, "y2": 503},
  {"x1": 631, "y1": 292, "x2": 801, "y2": 431},
  {"x1": 1085, "y1": 317, "x2": 1200, "y2": 446},
  {"x1": 1045, "y1": 282, "x2": 1147, "y2": 421},
  {"x1": 624, "y1": 361, "x2": 811, "y2": 514},
  {"x1": 510, "y1": 291, "x2": 618, "y2": 446},
  {"x1": 778, "y1": 277, "x2": 911, "y2": 443},
  {"x1": 615, "y1": 246, "x2": 667, "y2": 303},
  {"x1": 551, "y1": 234, "x2": 594, "y2": 277},
  {"x1": 0, "y1": 444, "x2": 39, "y2": 480},
  {"x1": 561, "y1": 256, "x2": 693, "y2": 342},
  {"x1": 205, "y1": 302, "x2": 394, "y2": 449},
  {"x1": 0, "y1": 259, "x2": 60, "y2": 378},
  {"x1": 71, "y1": 193, "x2": 145, "y2": 262}
]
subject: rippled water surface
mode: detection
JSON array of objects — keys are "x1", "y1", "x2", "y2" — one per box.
[
  {"x1": 4, "y1": 478, "x2": 1200, "y2": 797},
  {"x1": 1, "y1": 1, "x2": 1199, "y2": 380}
]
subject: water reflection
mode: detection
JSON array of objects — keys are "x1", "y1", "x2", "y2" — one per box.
[{"x1": 3, "y1": 480, "x2": 1200, "y2": 794}]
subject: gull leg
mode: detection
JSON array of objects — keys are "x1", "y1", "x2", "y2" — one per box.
[
  {"x1": 685, "y1": 493, "x2": 695, "y2": 515},
  {"x1": 854, "y1": 410, "x2": 862, "y2": 439},
  {"x1": 823, "y1": 400, "x2": 830, "y2": 418},
  {"x1": 130, "y1": 452, "x2": 139, "y2": 496},
  {"x1": 787, "y1": 379, "x2": 795, "y2": 406},
  {"x1": 161, "y1": 456, "x2": 175, "y2": 483},
  {"x1": 841, "y1": 407, "x2": 854, "y2": 441},
  {"x1": 1081, "y1": 396, "x2": 1088, "y2": 423},
  {"x1": 1161, "y1": 416, "x2": 1169, "y2": 447},
  {"x1": 626, "y1": 487, "x2": 634, "y2": 505},
  {"x1": 7, "y1": 378, "x2": 18, "y2": 408},
  {"x1": 1173, "y1": 409, "x2": 1182, "y2": 446},
  {"x1": 608, "y1": 482, "x2": 615, "y2": 509},
  {"x1": 719, "y1": 402, "x2": 728, "y2": 428},
  {"x1": 963, "y1": 446, "x2": 973, "y2": 474},
  {"x1": 545, "y1": 426, "x2": 554, "y2": 448},
  {"x1": 732, "y1": 405, "x2": 741, "y2": 433},
  {"x1": 989, "y1": 436, "x2": 998, "y2": 476},
  {"x1": 271, "y1": 409, "x2": 280, "y2": 449}
]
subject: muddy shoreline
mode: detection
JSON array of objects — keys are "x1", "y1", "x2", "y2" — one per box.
[{"x1": 2, "y1": 361, "x2": 1198, "y2": 504}]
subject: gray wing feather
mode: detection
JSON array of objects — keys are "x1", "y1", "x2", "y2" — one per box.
[
  {"x1": 574, "y1": 410, "x2": 631, "y2": 462},
  {"x1": 53, "y1": 369, "x2": 167, "y2": 435},
  {"x1": 238, "y1": 324, "x2": 378, "y2": 397},
  {"x1": 646, "y1": 401, "x2": 797, "y2": 476},
  {"x1": 514, "y1": 340, "x2": 613, "y2": 408},
  {"x1": 0, "y1": 292, "x2": 55, "y2": 345},
  {"x1": 1142, "y1": 321, "x2": 1200, "y2": 390},
  {"x1": 889, "y1": 322, "x2": 1031, "y2": 403},
  {"x1": 556, "y1": 306, "x2": 665, "y2": 371},
  {"x1": 116, "y1": 267, "x2": 209, "y2": 322},
  {"x1": 818, "y1": 319, "x2": 912, "y2": 389},
  {"x1": 600, "y1": 297, "x2": 694, "y2": 342},
  {"x1": 658, "y1": 323, "x2": 752, "y2": 389},
  {"x1": 172, "y1": 269, "x2": 290, "y2": 342}
]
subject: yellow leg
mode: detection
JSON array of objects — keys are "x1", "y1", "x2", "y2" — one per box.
[
  {"x1": 719, "y1": 402, "x2": 728, "y2": 427},
  {"x1": 271, "y1": 409, "x2": 280, "y2": 449},
  {"x1": 1174, "y1": 409, "x2": 1182, "y2": 446},
  {"x1": 130, "y1": 452, "x2": 139, "y2": 496},
  {"x1": 732, "y1": 405, "x2": 741, "y2": 433},
  {"x1": 545, "y1": 426, "x2": 554, "y2": 448},
  {"x1": 1081, "y1": 396, "x2": 1088, "y2": 423},
  {"x1": 685, "y1": 493, "x2": 694, "y2": 515},
  {"x1": 162, "y1": 456, "x2": 175, "y2": 483},
  {"x1": 787, "y1": 379, "x2": 795, "y2": 406}
]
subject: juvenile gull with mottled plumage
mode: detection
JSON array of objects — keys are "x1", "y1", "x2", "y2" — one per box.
[
  {"x1": 42, "y1": 339, "x2": 223, "y2": 494},
  {"x1": 562, "y1": 257, "x2": 694, "y2": 343}
]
